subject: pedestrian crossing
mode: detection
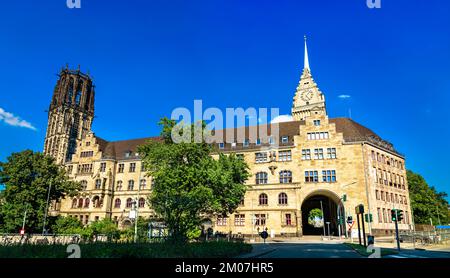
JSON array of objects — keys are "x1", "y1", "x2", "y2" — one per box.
[{"x1": 385, "y1": 254, "x2": 426, "y2": 258}]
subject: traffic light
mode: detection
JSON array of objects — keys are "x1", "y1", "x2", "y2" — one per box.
[
  {"x1": 364, "y1": 213, "x2": 373, "y2": 223},
  {"x1": 397, "y1": 210, "x2": 404, "y2": 222},
  {"x1": 391, "y1": 209, "x2": 397, "y2": 221}
]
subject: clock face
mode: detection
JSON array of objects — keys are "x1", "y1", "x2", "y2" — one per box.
[{"x1": 301, "y1": 90, "x2": 313, "y2": 102}]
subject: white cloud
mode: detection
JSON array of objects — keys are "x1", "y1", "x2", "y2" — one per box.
[
  {"x1": 271, "y1": 115, "x2": 293, "y2": 124},
  {"x1": 338, "y1": 94, "x2": 351, "y2": 99},
  {"x1": 0, "y1": 107, "x2": 37, "y2": 131}
]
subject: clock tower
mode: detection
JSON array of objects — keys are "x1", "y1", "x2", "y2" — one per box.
[{"x1": 291, "y1": 36, "x2": 327, "y2": 121}]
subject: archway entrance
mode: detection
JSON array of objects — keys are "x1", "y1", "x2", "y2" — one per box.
[{"x1": 301, "y1": 192, "x2": 344, "y2": 236}]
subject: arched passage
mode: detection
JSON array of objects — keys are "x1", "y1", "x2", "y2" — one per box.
[{"x1": 301, "y1": 190, "x2": 344, "y2": 236}]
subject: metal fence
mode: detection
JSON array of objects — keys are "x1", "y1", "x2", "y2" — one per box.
[
  {"x1": 0, "y1": 233, "x2": 108, "y2": 246},
  {"x1": 399, "y1": 229, "x2": 450, "y2": 245}
]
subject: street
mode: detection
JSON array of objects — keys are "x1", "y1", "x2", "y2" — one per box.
[{"x1": 240, "y1": 241, "x2": 450, "y2": 258}]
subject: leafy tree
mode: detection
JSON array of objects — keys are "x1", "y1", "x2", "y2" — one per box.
[
  {"x1": 0, "y1": 150, "x2": 80, "y2": 233},
  {"x1": 51, "y1": 216, "x2": 84, "y2": 234},
  {"x1": 407, "y1": 170, "x2": 449, "y2": 225},
  {"x1": 138, "y1": 118, "x2": 250, "y2": 242},
  {"x1": 308, "y1": 208, "x2": 323, "y2": 227},
  {"x1": 90, "y1": 218, "x2": 120, "y2": 241}
]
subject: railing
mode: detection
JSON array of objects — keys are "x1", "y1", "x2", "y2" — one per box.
[
  {"x1": 0, "y1": 233, "x2": 108, "y2": 245},
  {"x1": 399, "y1": 229, "x2": 450, "y2": 245}
]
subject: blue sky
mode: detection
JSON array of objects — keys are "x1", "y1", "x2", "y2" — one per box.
[{"x1": 0, "y1": 0, "x2": 449, "y2": 197}]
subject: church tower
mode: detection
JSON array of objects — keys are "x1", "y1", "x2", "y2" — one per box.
[
  {"x1": 44, "y1": 66, "x2": 95, "y2": 164},
  {"x1": 292, "y1": 36, "x2": 327, "y2": 121}
]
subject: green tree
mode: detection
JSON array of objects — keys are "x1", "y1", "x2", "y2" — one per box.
[
  {"x1": 90, "y1": 218, "x2": 120, "y2": 241},
  {"x1": 407, "y1": 170, "x2": 449, "y2": 225},
  {"x1": 0, "y1": 150, "x2": 80, "y2": 233},
  {"x1": 308, "y1": 208, "x2": 323, "y2": 227},
  {"x1": 51, "y1": 216, "x2": 84, "y2": 234},
  {"x1": 138, "y1": 118, "x2": 250, "y2": 242}
]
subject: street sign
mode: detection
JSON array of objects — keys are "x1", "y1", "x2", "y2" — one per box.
[
  {"x1": 347, "y1": 216, "x2": 353, "y2": 224},
  {"x1": 260, "y1": 231, "x2": 268, "y2": 240}
]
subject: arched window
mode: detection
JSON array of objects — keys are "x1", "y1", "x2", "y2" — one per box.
[
  {"x1": 128, "y1": 180, "x2": 134, "y2": 191},
  {"x1": 259, "y1": 193, "x2": 268, "y2": 205},
  {"x1": 77, "y1": 198, "x2": 83, "y2": 208},
  {"x1": 72, "y1": 198, "x2": 77, "y2": 208},
  {"x1": 278, "y1": 193, "x2": 288, "y2": 205},
  {"x1": 279, "y1": 170, "x2": 292, "y2": 183},
  {"x1": 140, "y1": 179, "x2": 146, "y2": 190},
  {"x1": 139, "y1": 198, "x2": 145, "y2": 208},
  {"x1": 81, "y1": 180, "x2": 88, "y2": 190},
  {"x1": 84, "y1": 198, "x2": 90, "y2": 208},
  {"x1": 92, "y1": 196, "x2": 100, "y2": 208},
  {"x1": 126, "y1": 198, "x2": 133, "y2": 208},
  {"x1": 67, "y1": 78, "x2": 74, "y2": 105},
  {"x1": 75, "y1": 80, "x2": 83, "y2": 106},
  {"x1": 256, "y1": 172, "x2": 268, "y2": 185},
  {"x1": 114, "y1": 198, "x2": 121, "y2": 208},
  {"x1": 116, "y1": 180, "x2": 123, "y2": 191},
  {"x1": 95, "y1": 179, "x2": 102, "y2": 190}
]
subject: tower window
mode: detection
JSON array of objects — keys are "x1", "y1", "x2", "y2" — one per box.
[{"x1": 313, "y1": 120, "x2": 321, "y2": 126}]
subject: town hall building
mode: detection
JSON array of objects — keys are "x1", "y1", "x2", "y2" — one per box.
[{"x1": 44, "y1": 39, "x2": 413, "y2": 237}]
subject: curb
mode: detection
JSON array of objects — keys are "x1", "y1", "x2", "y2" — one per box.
[{"x1": 237, "y1": 248, "x2": 277, "y2": 258}]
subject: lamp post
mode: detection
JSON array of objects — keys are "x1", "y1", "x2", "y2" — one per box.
[
  {"x1": 42, "y1": 179, "x2": 52, "y2": 235},
  {"x1": 134, "y1": 165, "x2": 143, "y2": 243}
]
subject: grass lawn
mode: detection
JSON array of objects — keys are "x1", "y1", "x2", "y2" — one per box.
[
  {"x1": 344, "y1": 243, "x2": 398, "y2": 257},
  {"x1": 0, "y1": 241, "x2": 252, "y2": 258}
]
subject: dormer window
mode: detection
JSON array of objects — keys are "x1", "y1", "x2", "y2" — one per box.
[
  {"x1": 281, "y1": 136, "x2": 289, "y2": 144},
  {"x1": 125, "y1": 151, "x2": 132, "y2": 158},
  {"x1": 243, "y1": 139, "x2": 249, "y2": 147}
]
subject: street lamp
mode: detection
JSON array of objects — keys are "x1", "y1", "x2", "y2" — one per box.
[
  {"x1": 42, "y1": 179, "x2": 53, "y2": 235},
  {"x1": 338, "y1": 181, "x2": 357, "y2": 239}
]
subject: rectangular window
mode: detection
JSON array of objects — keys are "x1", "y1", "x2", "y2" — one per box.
[
  {"x1": 383, "y1": 208, "x2": 387, "y2": 223},
  {"x1": 256, "y1": 138, "x2": 261, "y2": 146},
  {"x1": 381, "y1": 191, "x2": 385, "y2": 201},
  {"x1": 129, "y1": 163, "x2": 136, "y2": 173},
  {"x1": 301, "y1": 149, "x2": 311, "y2": 160},
  {"x1": 386, "y1": 192, "x2": 390, "y2": 202},
  {"x1": 378, "y1": 208, "x2": 382, "y2": 223},
  {"x1": 285, "y1": 214, "x2": 292, "y2": 226},
  {"x1": 395, "y1": 194, "x2": 398, "y2": 203},
  {"x1": 217, "y1": 216, "x2": 227, "y2": 226},
  {"x1": 313, "y1": 120, "x2": 321, "y2": 126},
  {"x1": 281, "y1": 136, "x2": 289, "y2": 144},
  {"x1": 255, "y1": 152, "x2": 268, "y2": 163},
  {"x1": 307, "y1": 132, "x2": 329, "y2": 140},
  {"x1": 100, "y1": 162, "x2": 106, "y2": 172},
  {"x1": 305, "y1": 171, "x2": 319, "y2": 183},
  {"x1": 322, "y1": 170, "x2": 336, "y2": 183},
  {"x1": 255, "y1": 214, "x2": 266, "y2": 226},
  {"x1": 376, "y1": 190, "x2": 380, "y2": 200},
  {"x1": 279, "y1": 150, "x2": 292, "y2": 162},
  {"x1": 95, "y1": 179, "x2": 102, "y2": 190},
  {"x1": 79, "y1": 164, "x2": 93, "y2": 173},
  {"x1": 314, "y1": 148, "x2": 324, "y2": 160},
  {"x1": 67, "y1": 165, "x2": 73, "y2": 174},
  {"x1": 234, "y1": 214, "x2": 245, "y2": 226},
  {"x1": 371, "y1": 151, "x2": 376, "y2": 161},
  {"x1": 118, "y1": 164, "x2": 124, "y2": 173},
  {"x1": 327, "y1": 148, "x2": 337, "y2": 159},
  {"x1": 80, "y1": 151, "x2": 94, "y2": 158}
]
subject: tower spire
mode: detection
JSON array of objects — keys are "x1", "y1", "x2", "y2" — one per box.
[{"x1": 304, "y1": 35, "x2": 310, "y2": 71}]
